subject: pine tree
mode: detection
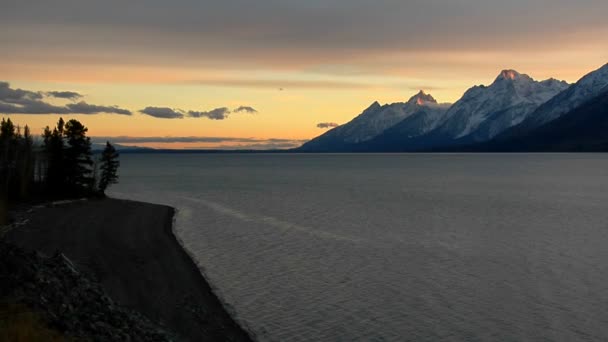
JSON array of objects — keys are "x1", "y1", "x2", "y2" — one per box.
[
  {"x1": 63, "y1": 119, "x2": 94, "y2": 192},
  {"x1": 0, "y1": 118, "x2": 15, "y2": 173},
  {"x1": 16, "y1": 125, "x2": 34, "y2": 199},
  {"x1": 0, "y1": 118, "x2": 16, "y2": 224},
  {"x1": 43, "y1": 118, "x2": 66, "y2": 193},
  {"x1": 98, "y1": 142, "x2": 119, "y2": 195},
  {"x1": 0, "y1": 119, "x2": 35, "y2": 218},
  {"x1": 0, "y1": 118, "x2": 17, "y2": 171}
]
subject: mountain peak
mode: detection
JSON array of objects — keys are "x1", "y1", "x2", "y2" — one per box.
[
  {"x1": 500, "y1": 69, "x2": 520, "y2": 79},
  {"x1": 408, "y1": 90, "x2": 437, "y2": 106},
  {"x1": 494, "y1": 69, "x2": 526, "y2": 82},
  {"x1": 365, "y1": 101, "x2": 382, "y2": 111},
  {"x1": 492, "y1": 69, "x2": 537, "y2": 87}
]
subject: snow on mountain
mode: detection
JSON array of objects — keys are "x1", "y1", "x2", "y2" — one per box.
[
  {"x1": 355, "y1": 104, "x2": 451, "y2": 151},
  {"x1": 431, "y1": 70, "x2": 570, "y2": 142},
  {"x1": 338, "y1": 91, "x2": 447, "y2": 143},
  {"x1": 478, "y1": 88, "x2": 608, "y2": 152},
  {"x1": 521, "y1": 63, "x2": 608, "y2": 128},
  {"x1": 298, "y1": 91, "x2": 450, "y2": 151}
]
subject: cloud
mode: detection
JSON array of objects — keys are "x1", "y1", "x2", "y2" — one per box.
[
  {"x1": 66, "y1": 101, "x2": 132, "y2": 115},
  {"x1": 187, "y1": 79, "x2": 369, "y2": 90},
  {"x1": 224, "y1": 141, "x2": 306, "y2": 150},
  {"x1": 188, "y1": 107, "x2": 231, "y2": 120},
  {"x1": 317, "y1": 122, "x2": 339, "y2": 129},
  {"x1": 0, "y1": 81, "x2": 131, "y2": 115},
  {"x1": 4, "y1": 1, "x2": 607, "y2": 55},
  {"x1": 92, "y1": 136, "x2": 300, "y2": 144},
  {"x1": 140, "y1": 106, "x2": 257, "y2": 120},
  {"x1": 46, "y1": 91, "x2": 83, "y2": 100},
  {"x1": 140, "y1": 106, "x2": 184, "y2": 119},
  {"x1": 0, "y1": 81, "x2": 43, "y2": 104},
  {"x1": 91, "y1": 135, "x2": 309, "y2": 150},
  {"x1": 233, "y1": 106, "x2": 258, "y2": 113},
  {"x1": 3, "y1": 0, "x2": 607, "y2": 87}
]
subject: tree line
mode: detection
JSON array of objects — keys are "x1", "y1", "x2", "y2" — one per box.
[{"x1": 1, "y1": 117, "x2": 119, "y2": 224}]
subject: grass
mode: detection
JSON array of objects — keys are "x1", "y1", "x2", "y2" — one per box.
[{"x1": 0, "y1": 302, "x2": 69, "y2": 342}]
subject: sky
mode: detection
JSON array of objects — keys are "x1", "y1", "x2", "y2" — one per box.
[{"x1": 1, "y1": 0, "x2": 607, "y2": 149}]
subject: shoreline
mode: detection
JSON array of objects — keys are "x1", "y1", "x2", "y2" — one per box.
[{"x1": 4, "y1": 198, "x2": 253, "y2": 341}]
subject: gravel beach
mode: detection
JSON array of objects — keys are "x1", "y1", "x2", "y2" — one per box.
[{"x1": 5, "y1": 198, "x2": 253, "y2": 342}]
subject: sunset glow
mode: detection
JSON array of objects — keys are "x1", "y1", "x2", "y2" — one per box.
[
  {"x1": 2, "y1": 1, "x2": 607, "y2": 149},
  {"x1": 501, "y1": 70, "x2": 519, "y2": 80}
]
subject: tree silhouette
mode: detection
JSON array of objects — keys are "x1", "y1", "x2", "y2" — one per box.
[
  {"x1": 0, "y1": 118, "x2": 17, "y2": 224},
  {"x1": 1, "y1": 118, "x2": 35, "y2": 222},
  {"x1": 16, "y1": 125, "x2": 34, "y2": 199},
  {"x1": 63, "y1": 119, "x2": 94, "y2": 192},
  {"x1": 1, "y1": 116, "x2": 118, "y2": 207},
  {"x1": 42, "y1": 118, "x2": 94, "y2": 195},
  {"x1": 98, "y1": 142, "x2": 120, "y2": 195},
  {"x1": 43, "y1": 118, "x2": 66, "y2": 192},
  {"x1": 0, "y1": 118, "x2": 17, "y2": 191}
]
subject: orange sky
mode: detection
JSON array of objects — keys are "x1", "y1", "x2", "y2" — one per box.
[{"x1": 2, "y1": 1, "x2": 608, "y2": 148}]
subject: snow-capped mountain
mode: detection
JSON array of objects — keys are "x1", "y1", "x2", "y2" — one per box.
[
  {"x1": 298, "y1": 91, "x2": 450, "y2": 151},
  {"x1": 338, "y1": 91, "x2": 446, "y2": 143},
  {"x1": 477, "y1": 88, "x2": 608, "y2": 152},
  {"x1": 519, "y1": 63, "x2": 608, "y2": 129},
  {"x1": 296, "y1": 64, "x2": 608, "y2": 152},
  {"x1": 428, "y1": 70, "x2": 569, "y2": 142},
  {"x1": 354, "y1": 104, "x2": 452, "y2": 151}
]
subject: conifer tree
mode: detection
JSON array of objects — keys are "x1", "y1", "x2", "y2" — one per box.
[
  {"x1": 43, "y1": 118, "x2": 66, "y2": 193},
  {"x1": 17, "y1": 125, "x2": 34, "y2": 198},
  {"x1": 0, "y1": 118, "x2": 16, "y2": 224},
  {"x1": 0, "y1": 118, "x2": 35, "y2": 215},
  {"x1": 63, "y1": 119, "x2": 94, "y2": 192},
  {"x1": 98, "y1": 142, "x2": 119, "y2": 195}
]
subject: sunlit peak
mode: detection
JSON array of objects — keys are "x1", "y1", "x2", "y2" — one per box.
[
  {"x1": 500, "y1": 70, "x2": 520, "y2": 80},
  {"x1": 409, "y1": 90, "x2": 437, "y2": 106}
]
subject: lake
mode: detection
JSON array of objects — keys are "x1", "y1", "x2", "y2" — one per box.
[{"x1": 111, "y1": 153, "x2": 608, "y2": 341}]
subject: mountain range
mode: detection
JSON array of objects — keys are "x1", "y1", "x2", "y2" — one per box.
[
  {"x1": 297, "y1": 63, "x2": 608, "y2": 152},
  {"x1": 299, "y1": 91, "x2": 450, "y2": 152}
]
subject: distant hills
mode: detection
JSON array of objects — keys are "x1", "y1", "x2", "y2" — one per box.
[
  {"x1": 92, "y1": 143, "x2": 152, "y2": 152},
  {"x1": 297, "y1": 63, "x2": 608, "y2": 152}
]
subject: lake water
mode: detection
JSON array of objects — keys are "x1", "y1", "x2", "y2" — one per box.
[{"x1": 110, "y1": 153, "x2": 608, "y2": 342}]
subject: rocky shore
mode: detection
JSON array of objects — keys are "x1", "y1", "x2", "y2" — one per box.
[
  {"x1": 1, "y1": 198, "x2": 253, "y2": 342},
  {"x1": 1, "y1": 241, "x2": 175, "y2": 341}
]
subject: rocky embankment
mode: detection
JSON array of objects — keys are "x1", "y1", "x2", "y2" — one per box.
[{"x1": 0, "y1": 241, "x2": 174, "y2": 341}]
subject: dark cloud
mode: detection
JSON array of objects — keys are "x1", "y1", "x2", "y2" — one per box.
[
  {"x1": 2, "y1": 1, "x2": 607, "y2": 70},
  {"x1": 317, "y1": 122, "x2": 339, "y2": 129},
  {"x1": 188, "y1": 107, "x2": 231, "y2": 120},
  {"x1": 233, "y1": 106, "x2": 258, "y2": 113},
  {"x1": 140, "y1": 107, "x2": 184, "y2": 119},
  {"x1": 66, "y1": 101, "x2": 132, "y2": 115},
  {"x1": 0, "y1": 81, "x2": 131, "y2": 115},
  {"x1": 46, "y1": 91, "x2": 83, "y2": 100},
  {"x1": 140, "y1": 106, "x2": 257, "y2": 120},
  {"x1": 0, "y1": 81, "x2": 43, "y2": 104}
]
